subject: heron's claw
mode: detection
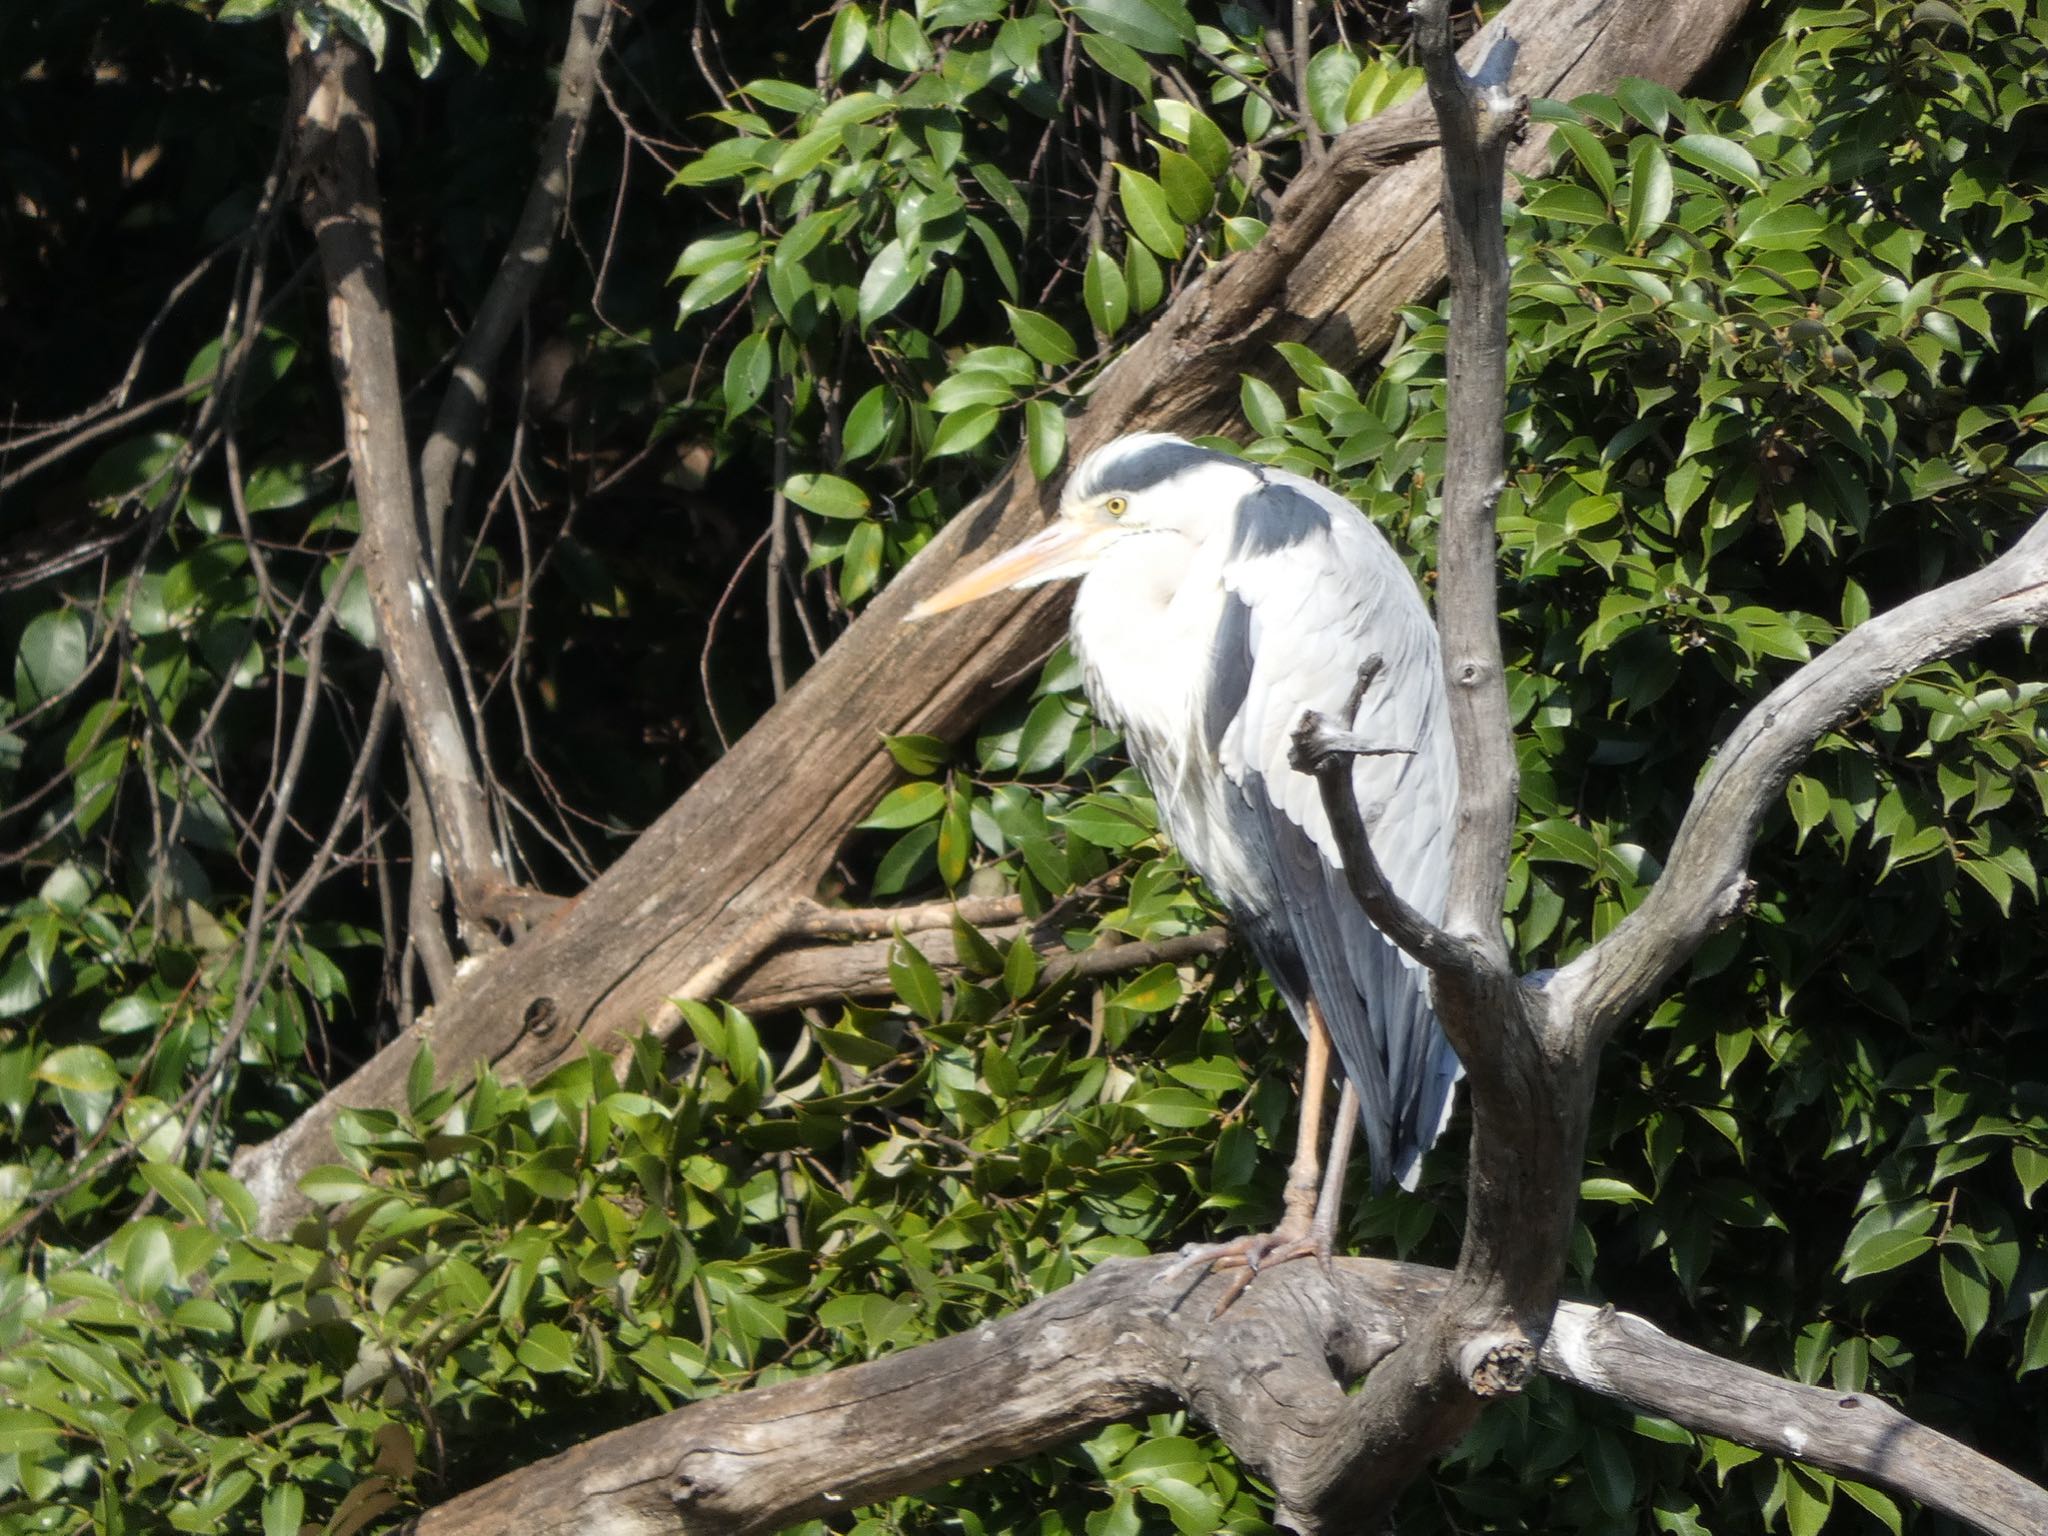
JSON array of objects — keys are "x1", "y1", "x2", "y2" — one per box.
[{"x1": 1165, "y1": 1228, "x2": 1335, "y2": 1319}]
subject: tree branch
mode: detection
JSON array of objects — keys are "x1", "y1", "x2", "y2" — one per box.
[
  {"x1": 289, "y1": 29, "x2": 508, "y2": 948},
  {"x1": 1423, "y1": 13, "x2": 1521, "y2": 967},
  {"x1": 403, "y1": 1255, "x2": 2048, "y2": 1536},
  {"x1": 726, "y1": 922, "x2": 1229, "y2": 1016},
  {"x1": 1544, "y1": 1304, "x2": 2048, "y2": 1536},
  {"x1": 1552, "y1": 510, "x2": 2048, "y2": 1047},
  {"x1": 417, "y1": 0, "x2": 613, "y2": 569},
  {"x1": 1244, "y1": 14, "x2": 1584, "y2": 1521}
]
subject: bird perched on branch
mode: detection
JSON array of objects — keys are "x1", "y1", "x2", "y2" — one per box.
[{"x1": 910, "y1": 431, "x2": 1461, "y2": 1285}]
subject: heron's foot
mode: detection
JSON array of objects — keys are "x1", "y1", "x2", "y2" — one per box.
[{"x1": 1165, "y1": 1226, "x2": 1335, "y2": 1319}]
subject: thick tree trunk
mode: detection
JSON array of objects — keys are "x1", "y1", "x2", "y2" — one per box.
[{"x1": 237, "y1": 0, "x2": 1757, "y2": 1232}]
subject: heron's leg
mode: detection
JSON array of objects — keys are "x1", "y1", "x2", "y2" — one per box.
[
  {"x1": 1275, "y1": 1000, "x2": 1334, "y2": 1237},
  {"x1": 1308, "y1": 1080, "x2": 1359, "y2": 1251},
  {"x1": 1166, "y1": 1001, "x2": 1340, "y2": 1314}
]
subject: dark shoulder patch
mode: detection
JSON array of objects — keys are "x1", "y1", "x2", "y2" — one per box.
[{"x1": 1229, "y1": 480, "x2": 1330, "y2": 560}]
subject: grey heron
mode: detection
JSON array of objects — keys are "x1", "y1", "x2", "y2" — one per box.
[{"x1": 910, "y1": 431, "x2": 1461, "y2": 1281}]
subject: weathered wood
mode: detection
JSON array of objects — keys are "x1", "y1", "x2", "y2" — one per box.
[
  {"x1": 403, "y1": 1255, "x2": 2048, "y2": 1536},
  {"x1": 1552, "y1": 506, "x2": 2048, "y2": 1047},
  {"x1": 237, "y1": 0, "x2": 1759, "y2": 1233},
  {"x1": 289, "y1": 31, "x2": 507, "y2": 946},
  {"x1": 726, "y1": 925, "x2": 1229, "y2": 1016},
  {"x1": 1544, "y1": 1305, "x2": 2048, "y2": 1536}
]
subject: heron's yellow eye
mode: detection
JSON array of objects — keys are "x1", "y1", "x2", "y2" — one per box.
[{"x1": 1104, "y1": 495, "x2": 1129, "y2": 517}]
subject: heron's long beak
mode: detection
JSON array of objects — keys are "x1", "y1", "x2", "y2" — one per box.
[{"x1": 906, "y1": 516, "x2": 1113, "y2": 620}]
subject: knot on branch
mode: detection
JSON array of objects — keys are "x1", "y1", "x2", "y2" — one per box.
[
  {"x1": 1287, "y1": 657, "x2": 1418, "y2": 777},
  {"x1": 1460, "y1": 1333, "x2": 1536, "y2": 1397},
  {"x1": 1710, "y1": 876, "x2": 1758, "y2": 929}
]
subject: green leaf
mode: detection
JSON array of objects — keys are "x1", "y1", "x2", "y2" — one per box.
[
  {"x1": 862, "y1": 782, "x2": 947, "y2": 830},
  {"x1": 1671, "y1": 131, "x2": 1763, "y2": 191},
  {"x1": 261, "y1": 1485, "x2": 306, "y2": 1536},
  {"x1": 122, "y1": 1218, "x2": 176, "y2": 1299},
  {"x1": 1839, "y1": 1227, "x2": 1934, "y2": 1282},
  {"x1": 1624, "y1": 137, "x2": 1673, "y2": 243},
  {"x1": 827, "y1": 3, "x2": 868, "y2": 76},
  {"x1": 322, "y1": 557, "x2": 378, "y2": 647},
  {"x1": 1078, "y1": 31, "x2": 1153, "y2": 92},
  {"x1": 888, "y1": 937, "x2": 945, "y2": 1023},
  {"x1": 1003, "y1": 933, "x2": 1039, "y2": 1000},
  {"x1": 1305, "y1": 45, "x2": 1361, "y2": 133},
  {"x1": 858, "y1": 239, "x2": 920, "y2": 328},
  {"x1": 883, "y1": 733, "x2": 949, "y2": 775},
  {"x1": 1125, "y1": 239, "x2": 1164, "y2": 313},
  {"x1": 444, "y1": 1, "x2": 489, "y2": 63},
  {"x1": 1783, "y1": 1465, "x2": 1833, "y2": 1536},
  {"x1": 2013, "y1": 1144, "x2": 2048, "y2": 1208},
  {"x1": 841, "y1": 520, "x2": 883, "y2": 604},
  {"x1": 1069, "y1": 0, "x2": 1194, "y2": 57},
  {"x1": 1838, "y1": 1481, "x2": 1902, "y2": 1536},
  {"x1": 35, "y1": 1044, "x2": 119, "y2": 1094},
  {"x1": 2021, "y1": 1300, "x2": 2048, "y2": 1375},
  {"x1": 140, "y1": 1163, "x2": 211, "y2": 1225},
  {"x1": 297, "y1": 1164, "x2": 375, "y2": 1205},
  {"x1": 1085, "y1": 246, "x2": 1130, "y2": 336},
  {"x1": 1737, "y1": 205, "x2": 1827, "y2": 251},
  {"x1": 1125, "y1": 1088, "x2": 1215, "y2": 1128},
  {"x1": 1116, "y1": 166, "x2": 1185, "y2": 259},
  {"x1": 843, "y1": 385, "x2": 891, "y2": 460},
  {"x1": 723, "y1": 331, "x2": 772, "y2": 421},
  {"x1": 1003, "y1": 303, "x2": 1079, "y2": 366},
  {"x1": 517, "y1": 1321, "x2": 581, "y2": 1373},
  {"x1": 1939, "y1": 1248, "x2": 1991, "y2": 1347},
  {"x1": 1786, "y1": 773, "x2": 1829, "y2": 848},
  {"x1": 15, "y1": 609, "x2": 89, "y2": 706},
  {"x1": 1026, "y1": 400, "x2": 1067, "y2": 481},
  {"x1": 325, "y1": 0, "x2": 390, "y2": 66},
  {"x1": 785, "y1": 473, "x2": 871, "y2": 520},
  {"x1": 1523, "y1": 182, "x2": 1611, "y2": 225},
  {"x1": 1153, "y1": 145, "x2": 1213, "y2": 222},
  {"x1": 1106, "y1": 963, "x2": 1180, "y2": 1012},
  {"x1": 930, "y1": 403, "x2": 1001, "y2": 458},
  {"x1": 1241, "y1": 375, "x2": 1286, "y2": 438},
  {"x1": 1584, "y1": 1429, "x2": 1636, "y2": 1517}
]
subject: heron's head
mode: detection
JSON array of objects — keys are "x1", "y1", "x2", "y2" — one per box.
[{"x1": 908, "y1": 432, "x2": 1247, "y2": 619}]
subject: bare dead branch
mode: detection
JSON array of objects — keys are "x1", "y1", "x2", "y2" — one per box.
[
  {"x1": 727, "y1": 922, "x2": 1229, "y2": 1015},
  {"x1": 1289, "y1": 691, "x2": 1471, "y2": 975},
  {"x1": 1422, "y1": 13, "x2": 1520, "y2": 966},
  {"x1": 289, "y1": 28, "x2": 509, "y2": 947},
  {"x1": 403, "y1": 1255, "x2": 2048, "y2": 1536},
  {"x1": 418, "y1": 0, "x2": 613, "y2": 567},
  {"x1": 1550, "y1": 514, "x2": 2048, "y2": 1046},
  {"x1": 1544, "y1": 1304, "x2": 2048, "y2": 1536}
]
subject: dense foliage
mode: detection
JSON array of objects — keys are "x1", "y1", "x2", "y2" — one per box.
[{"x1": 2, "y1": 0, "x2": 2046, "y2": 1531}]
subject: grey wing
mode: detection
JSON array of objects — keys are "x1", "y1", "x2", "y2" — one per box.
[{"x1": 1210, "y1": 471, "x2": 1462, "y2": 1189}]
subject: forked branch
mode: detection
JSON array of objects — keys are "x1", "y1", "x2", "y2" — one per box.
[
  {"x1": 405, "y1": 1256, "x2": 2048, "y2": 1536},
  {"x1": 418, "y1": 0, "x2": 614, "y2": 568},
  {"x1": 1553, "y1": 510, "x2": 2048, "y2": 1044}
]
